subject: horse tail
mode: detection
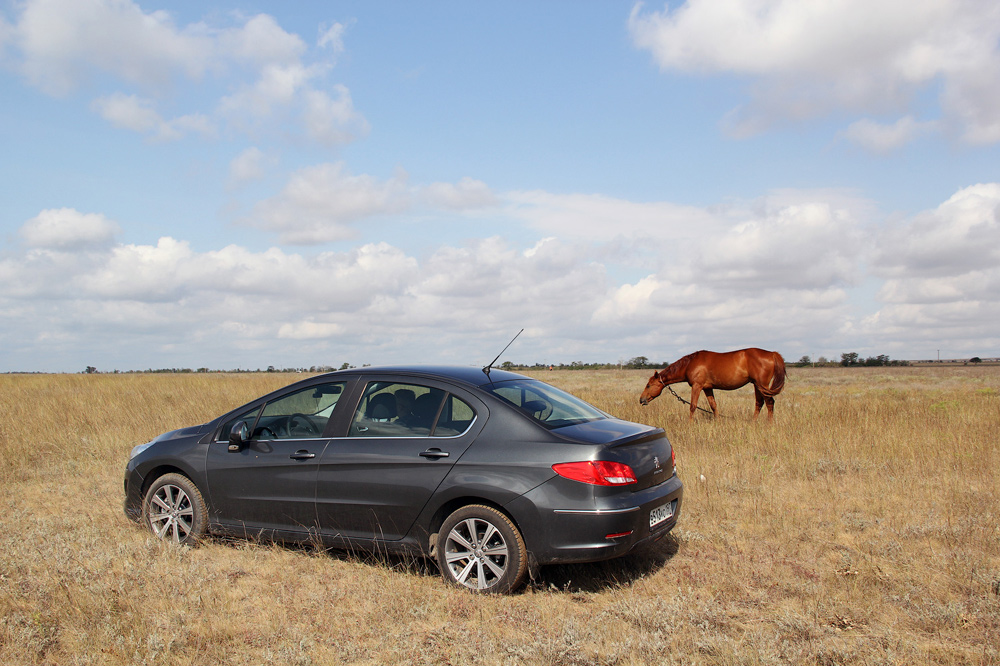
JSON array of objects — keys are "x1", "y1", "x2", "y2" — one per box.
[{"x1": 758, "y1": 352, "x2": 786, "y2": 397}]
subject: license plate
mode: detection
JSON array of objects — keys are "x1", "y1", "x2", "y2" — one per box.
[{"x1": 649, "y1": 501, "x2": 674, "y2": 529}]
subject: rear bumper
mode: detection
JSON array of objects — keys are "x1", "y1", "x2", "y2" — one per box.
[{"x1": 507, "y1": 472, "x2": 683, "y2": 565}]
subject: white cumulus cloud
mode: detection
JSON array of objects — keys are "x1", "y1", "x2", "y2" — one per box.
[
  {"x1": 217, "y1": 13, "x2": 306, "y2": 69},
  {"x1": 19, "y1": 208, "x2": 120, "y2": 249},
  {"x1": 506, "y1": 190, "x2": 718, "y2": 244},
  {"x1": 691, "y1": 193, "x2": 870, "y2": 290},
  {"x1": 4, "y1": 184, "x2": 1000, "y2": 370},
  {"x1": 3, "y1": 0, "x2": 365, "y2": 144},
  {"x1": 91, "y1": 92, "x2": 214, "y2": 141},
  {"x1": 873, "y1": 183, "x2": 1000, "y2": 278},
  {"x1": 842, "y1": 116, "x2": 940, "y2": 153},
  {"x1": 245, "y1": 166, "x2": 508, "y2": 244},
  {"x1": 228, "y1": 147, "x2": 268, "y2": 187},
  {"x1": 278, "y1": 321, "x2": 345, "y2": 340},
  {"x1": 301, "y1": 85, "x2": 370, "y2": 146},
  {"x1": 13, "y1": 0, "x2": 212, "y2": 96},
  {"x1": 245, "y1": 163, "x2": 412, "y2": 244},
  {"x1": 318, "y1": 22, "x2": 346, "y2": 53},
  {"x1": 629, "y1": 0, "x2": 1000, "y2": 145},
  {"x1": 423, "y1": 177, "x2": 498, "y2": 210}
]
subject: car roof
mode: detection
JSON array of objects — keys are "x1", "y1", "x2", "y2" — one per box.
[{"x1": 323, "y1": 364, "x2": 530, "y2": 389}]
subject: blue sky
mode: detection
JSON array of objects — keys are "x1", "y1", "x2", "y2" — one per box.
[{"x1": 2, "y1": 0, "x2": 999, "y2": 372}]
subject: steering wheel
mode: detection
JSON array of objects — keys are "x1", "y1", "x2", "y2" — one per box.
[
  {"x1": 523, "y1": 399, "x2": 553, "y2": 421},
  {"x1": 287, "y1": 413, "x2": 321, "y2": 437},
  {"x1": 255, "y1": 426, "x2": 278, "y2": 440}
]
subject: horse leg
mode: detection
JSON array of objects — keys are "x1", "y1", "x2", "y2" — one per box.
[
  {"x1": 704, "y1": 388, "x2": 719, "y2": 417},
  {"x1": 689, "y1": 385, "x2": 703, "y2": 420},
  {"x1": 764, "y1": 395, "x2": 775, "y2": 421},
  {"x1": 753, "y1": 385, "x2": 764, "y2": 420}
]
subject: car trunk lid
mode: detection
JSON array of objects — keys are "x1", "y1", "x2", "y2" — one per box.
[{"x1": 554, "y1": 418, "x2": 676, "y2": 491}]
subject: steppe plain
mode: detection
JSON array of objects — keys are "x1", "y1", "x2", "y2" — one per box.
[{"x1": 1, "y1": 365, "x2": 998, "y2": 664}]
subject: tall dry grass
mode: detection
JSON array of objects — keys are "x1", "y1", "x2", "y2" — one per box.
[{"x1": 1, "y1": 367, "x2": 998, "y2": 665}]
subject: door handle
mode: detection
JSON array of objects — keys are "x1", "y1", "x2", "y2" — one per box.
[
  {"x1": 289, "y1": 450, "x2": 316, "y2": 460},
  {"x1": 419, "y1": 448, "x2": 450, "y2": 459}
]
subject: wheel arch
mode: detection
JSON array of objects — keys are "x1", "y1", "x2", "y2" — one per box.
[
  {"x1": 426, "y1": 496, "x2": 523, "y2": 557},
  {"x1": 139, "y1": 464, "x2": 199, "y2": 503}
]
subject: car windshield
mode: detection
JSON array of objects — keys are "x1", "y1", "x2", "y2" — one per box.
[{"x1": 486, "y1": 379, "x2": 606, "y2": 429}]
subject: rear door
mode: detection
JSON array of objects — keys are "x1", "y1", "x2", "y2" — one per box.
[{"x1": 315, "y1": 377, "x2": 485, "y2": 541}]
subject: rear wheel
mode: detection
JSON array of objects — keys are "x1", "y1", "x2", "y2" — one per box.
[
  {"x1": 436, "y1": 505, "x2": 527, "y2": 593},
  {"x1": 142, "y1": 473, "x2": 208, "y2": 545}
]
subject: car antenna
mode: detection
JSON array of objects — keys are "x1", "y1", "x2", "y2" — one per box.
[{"x1": 483, "y1": 328, "x2": 523, "y2": 377}]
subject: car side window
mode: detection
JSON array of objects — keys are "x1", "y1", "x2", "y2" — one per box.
[
  {"x1": 351, "y1": 382, "x2": 475, "y2": 437},
  {"x1": 219, "y1": 382, "x2": 345, "y2": 441},
  {"x1": 433, "y1": 395, "x2": 475, "y2": 437},
  {"x1": 256, "y1": 382, "x2": 346, "y2": 440},
  {"x1": 219, "y1": 406, "x2": 261, "y2": 442}
]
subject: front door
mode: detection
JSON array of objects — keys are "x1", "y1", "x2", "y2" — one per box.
[{"x1": 206, "y1": 381, "x2": 348, "y2": 537}]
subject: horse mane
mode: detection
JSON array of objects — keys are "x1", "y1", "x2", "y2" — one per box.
[{"x1": 658, "y1": 352, "x2": 695, "y2": 383}]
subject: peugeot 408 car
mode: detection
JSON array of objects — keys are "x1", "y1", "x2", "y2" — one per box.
[{"x1": 124, "y1": 365, "x2": 682, "y2": 593}]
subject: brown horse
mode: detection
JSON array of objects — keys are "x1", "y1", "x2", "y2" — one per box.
[{"x1": 639, "y1": 348, "x2": 786, "y2": 420}]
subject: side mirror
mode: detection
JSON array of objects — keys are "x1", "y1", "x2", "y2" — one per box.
[{"x1": 228, "y1": 421, "x2": 249, "y2": 452}]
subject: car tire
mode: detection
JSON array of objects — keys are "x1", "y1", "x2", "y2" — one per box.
[
  {"x1": 436, "y1": 505, "x2": 527, "y2": 593},
  {"x1": 142, "y1": 473, "x2": 208, "y2": 545}
]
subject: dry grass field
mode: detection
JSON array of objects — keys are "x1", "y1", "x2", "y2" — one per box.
[{"x1": 1, "y1": 366, "x2": 998, "y2": 665}]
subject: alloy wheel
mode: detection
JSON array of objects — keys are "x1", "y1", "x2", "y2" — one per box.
[
  {"x1": 443, "y1": 517, "x2": 511, "y2": 590},
  {"x1": 148, "y1": 484, "x2": 194, "y2": 543}
]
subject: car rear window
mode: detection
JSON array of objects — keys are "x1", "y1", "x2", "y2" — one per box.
[{"x1": 486, "y1": 379, "x2": 606, "y2": 429}]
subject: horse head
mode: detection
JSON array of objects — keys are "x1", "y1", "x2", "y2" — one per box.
[{"x1": 639, "y1": 370, "x2": 665, "y2": 406}]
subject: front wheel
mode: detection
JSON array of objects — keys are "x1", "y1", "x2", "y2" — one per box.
[
  {"x1": 141, "y1": 473, "x2": 208, "y2": 545},
  {"x1": 436, "y1": 505, "x2": 527, "y2": 593}
]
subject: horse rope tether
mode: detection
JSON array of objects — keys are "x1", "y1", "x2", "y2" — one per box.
[{"x1": 666, "y1": 384, "x2": 717, "y2": 416}]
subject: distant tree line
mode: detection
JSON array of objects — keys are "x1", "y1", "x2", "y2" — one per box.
[
  {"x1": 80, "y1": 353, "x2": 1000, "y2": 374},
  {"x1": 793, "y1": 354, "x2": 910, "y2": 367},
  {"x1": 839, "y1": 352, "x2": 910, "y2": 367},
  {"x1": 498, "y1": 356, "x2": 665, "y2": 372}
]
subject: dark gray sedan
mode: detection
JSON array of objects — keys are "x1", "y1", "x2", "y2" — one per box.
[{"x1": 124, "y1": 365, "x2": 683, "y2": 592}]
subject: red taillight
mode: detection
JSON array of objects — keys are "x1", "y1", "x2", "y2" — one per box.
[{"x1": 552, "y1": 461, "x2": 638, "y2": 486}]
